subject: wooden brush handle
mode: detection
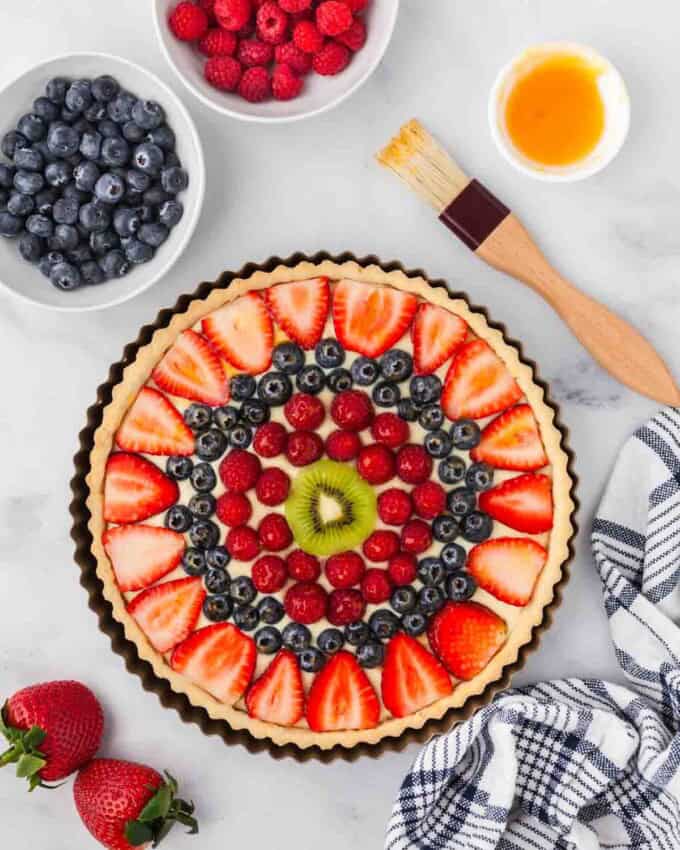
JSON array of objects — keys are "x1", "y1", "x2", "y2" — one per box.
[{"x1": 476, "y1": 214, "x2": 680, "y2": 406}]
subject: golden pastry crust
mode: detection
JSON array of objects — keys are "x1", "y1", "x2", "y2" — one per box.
[{"x1": 86, "y1": 260, "x2": 575, "y2": 751}]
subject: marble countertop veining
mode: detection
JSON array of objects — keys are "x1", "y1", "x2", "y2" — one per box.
[{"x1": 0, "y1": 1, "x2": 674, "y2": 847}]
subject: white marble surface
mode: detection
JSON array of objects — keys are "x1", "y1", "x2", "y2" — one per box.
[{"x1": 0, "y1": 1, "x2": 675, "y2": 847}]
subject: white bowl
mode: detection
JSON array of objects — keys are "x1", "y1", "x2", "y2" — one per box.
[
  {"x1": 0, "y1": 53, "x2": 205, "y2": 312},
  {"x1": 153, "y1": 0, "x2": 400, "y2": 123},
  {"x1": 489, "y1": 42, "x2": 630, "y2": 182}
]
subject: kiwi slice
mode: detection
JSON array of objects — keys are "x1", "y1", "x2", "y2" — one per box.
[{"x1": 285, "y1": 459, "x2": 377, "y2": 557}]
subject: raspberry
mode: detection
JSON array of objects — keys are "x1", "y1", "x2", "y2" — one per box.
[
  {"x1": 344, "y1": 0, "x2": 368, "y2": 10},
  {"x1": 362, "y1": 530, "x2": 400, "y2": 562},
  {"x1": 388, "y1": 552, "x2": 418, "y2": 586},
  {"x1": 325, "y1": 429, "x2": 361, "y2": 461},
  {"x1": 327, "y1": 588, "x2": 365, "y2": 626},
  {"x1": 285, "y1": 393, "x2": 325, "y2": 430},
  {"x1": 275, "y1": 41, "x2": 313, "y2": 74},
  {"x1": 371, "y1": 412, "x2": 409, "y2": 448},
  {"x1": 204, "y1": 55, "x2": 242, "y2": 90},
  {"x1": 216, "y1": 491, "x2": 252, "y2": 526},
  {"x1": 256, "y1": 1, "x2": 289, "y2": 43},
  {"x1": 325, "y1": 551, "x2": 365, "y2": 588},
  {"x1": 252, "y1": 555, "x2": 288, "y2": 593},
  {"x1": 357, "y1": 443, "x2": 395, "y2": 485},
  {"x1": 286, "y1": 430, "x2": 324, "y2": 466},
  {"x1": 316, "y1": 1, "x2": 353, "y2": 36},
  {"x1": 237, "y1": 37, "x2": 274, "y2": 66},
  {"x1": 286, "y1": 549, "x2": 321, "y2": 582},
  {"x1": 199, "y1": 27, "x2": 237, "y2": 56},
  {"x1": 253, "y1": 421, "x2": 287, "y2": 457},
  {"x1": 198, "y1": 0, "x2": 217, "y2": 17},
  {"x1": 169, "y1": 1, "x2": 210, "y2": 41},
  {"x1": 400, "y1": 518, "x2": 432, "y2": 554},
  {"x1": 255, "y1": 467, "x2": 290, "y2": 505},
  {"x1": 285, "y1": 581, "x2": 328, "y2": 624},
  {"x1": 377, "y1": 488, "x2": 412, "y2": 525},
  {"x1": 293, "y1": 19, "x2": 324, "y2": 53},
  {"x1": 412, "y1": 481, "x2": 446, "y2": 520},
  {"x1": 396, "y1": 444, "x2": 433, "y2": 484},
  {"x1": 360, "y1": 568, "x2": 393, "y2": 604},
  {"x1": 330, "y1": 389, "x2": 373, "y2": 431},
  {"x1": 258, "y1": 513, "x2": 293, "y2": 551},
  {"x1": 272, "y1": 63, "x2": 304, "y2": 100},
  {"x1": 215, "y1": 0, "x2": 252, "y2": 30},
  {"x1": 238, "y1": 65, "x2": 271, "y2": 101},
  {"x1": 336, "y1": 17, "x2": 366, "y2": 51},
  {"x1": 279, "y1": 0, "x2": 311, "y2": 11},
  {"x1": 219, "y1": 449, "x2": 261, "y2": 492},
  {"x1": 312, "y1": 40, "x2": 350, "y2": 75},
  {"x1": 226, "y1": 525, "x2": 261, "y2": 560}
]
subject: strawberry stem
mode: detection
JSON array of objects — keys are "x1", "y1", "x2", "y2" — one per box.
[
  {"x1": 125, "y1": 772, "x2": 198, "y2": 847},
  {"x1": 0, "y1": 703, "x2": 50, "y2": 791}
]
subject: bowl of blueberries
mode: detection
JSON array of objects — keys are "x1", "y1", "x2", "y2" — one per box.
[{"x1": 0, "y1": 52, "x2": 205, "y2": 311}]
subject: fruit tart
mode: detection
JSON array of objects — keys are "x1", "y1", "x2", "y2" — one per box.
[{"x1": 82, "y1": 258, "x2": 575, "y2": 752}]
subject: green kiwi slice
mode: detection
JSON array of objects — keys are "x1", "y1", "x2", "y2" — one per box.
[{"x1": 285, "y1": 460, "x2": 377, "y2": 557}]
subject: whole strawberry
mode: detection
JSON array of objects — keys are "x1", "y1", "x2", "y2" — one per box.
[
  {"x1": 74, "y1": 758, "x2": 198, "y2": 850},
  {"x1": 1, "y1": 680, "x2": 103, "y2": 790}
]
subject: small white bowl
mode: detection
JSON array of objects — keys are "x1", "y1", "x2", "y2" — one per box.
[
  {"x1": 489, "y1": 42, "x2": 630, "y2": 182},
  {"x1": 153, "y1": 0, "x2": 400, "y2": 123},
  {"x1": 0, "y1": 52, "x2": 205, "y2": 312}
]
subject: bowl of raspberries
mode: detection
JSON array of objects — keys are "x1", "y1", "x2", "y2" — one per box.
[{"x1": 156, "y1": 0, "x2": 400, "y2": 121}]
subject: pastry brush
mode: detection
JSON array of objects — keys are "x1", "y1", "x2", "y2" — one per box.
[{"x1": 377, "y1": 119, "x2": 680, "y2": 406}]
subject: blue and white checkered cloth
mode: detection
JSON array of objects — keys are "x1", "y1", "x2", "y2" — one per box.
[{"x1": 386, "y1": 408, "x2": 680, "y2": 850}]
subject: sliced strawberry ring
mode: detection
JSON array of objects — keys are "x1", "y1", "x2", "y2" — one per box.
[
  {"x1": 381, "y1": 633, "x2": 452, "y2": 718},
  {"x1": 479, "y1": 473, "x2": 553, "y2": 533},
  {"x1": 411, "y1": 303, "x2": 468, "y2": 375},
  {"x1": 246, "y1": 649, "x2": 305, "y2": 725},
  {"x1": 127, "y1": 577, "x2": 205, "y2": 654},
  {"x1": 116, "y1": 387, "x2": 195, "y2": 457},
  {"x1": 152, "y1": 329, "x2": 229, "y2": 406},
  {"x1": 467, "y1": 537, "x2": 548, "y2": 606},
  {"x1": 104, "y1": 453, "x2": 179, "y2": 524},
  {"x1": 103, "y1": 525, "x2": 186, "y2": 592},
  {"x1": 264, "y1": 277, "x2": 330, "y2": 349},
  {"x1": 202, "y1": 291, "x2": 274, "y2": 375},
  {"x1": 442, "y1": 339, "x2": 523, "y2": 421},
  {"x1": 306, "y1": 651, "x2": 380, "y2": 732},
  {"x1": 471, "y1": 404, "x2": 548, "y2": 471},
  {"x1": 427, "y1": 601, "x2": 507, "y2": 681}
]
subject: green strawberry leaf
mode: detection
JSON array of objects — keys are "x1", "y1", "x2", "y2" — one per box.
[
  {"x1": 138, "y1": 783, "x2": 172, "y2": 822},
  {"x1": 125, "y1": 820, "x2": 154, "y2": 847},
  {"x1": 16, "y1": 753, "x2": 47, "y2": 779},
  {"x1": 23, "y1": 726, "x2": 46, "y2": 749}
]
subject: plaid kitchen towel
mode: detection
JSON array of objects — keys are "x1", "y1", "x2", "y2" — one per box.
[{"x1": 386, "y1": 408, "x2": 680, "y2": 850}]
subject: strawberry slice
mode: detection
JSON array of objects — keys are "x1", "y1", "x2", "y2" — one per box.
[
  {"x1": 202, "y1": 292, "x2": 274, "y2": 375},
  {"x1": 332, "y1": 279, "x2": 417, "y2": 358},
  {"x1": 171, "y1": 623, "x2": 256, "y2": 704},
  {"x1": 428, "y1": 601, "x2": 507, "y2": 681},
  {"x1": 381, "y1": 633, "x2": 452, "y2": 718},
  {"x1": 467, "y1": 537, "x2": 547, "y2": 606},
  {"x1": 152, "y1": 329, "x2": 229, "y2": 406},
  {"x1": 411, "y1": 303, "x2": 468, "y2": 375},
  {"x1": 441, "y1": 339, "x2": 523, "y2": 420},
  {"x1": 127, "y1": 577, "x2": 205, "y2": 653},
  {"x1": 104, "y1": 453, "x2": 179, "y2": 524},
  {"x1": 471, "y1": 404, "x2": 548, "y2": 470},
  {"x1": 306, "y1": 651, "x2": 380, "y2": 732},
  {"x1": 246, "y1": 649, "x2": 305, "y2": 725},
  {"x1": 479, "y1": 473, "x2": 553, "y2": 533},
  {"x1": 264, "y1": 277, "x2": 330, "y2": 350},
  {"x1": 116, "y1": 387, "x2": 195, "y2": 457},
  {"x1": 103, "y1": 525, "x2": 186, "y2": 592}
]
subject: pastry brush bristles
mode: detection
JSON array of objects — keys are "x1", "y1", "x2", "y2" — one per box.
[{"x1": 376, "y1": 119, "x2": 469, "y2": 214}]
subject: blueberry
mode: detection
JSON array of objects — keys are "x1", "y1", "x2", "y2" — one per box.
[
  {"x1": 438, "y1": 455, "x2": 466, "y2": 485},
  {"x1": 46, "y1": 77, "x2": 69, "y2": 104},
  {"x1": 0, "y1": 164, "x2": 14, "y2": 189},
  {"x1": 230, "y1": 374, "x2": 256, "y2": 400},
  {"x1": 189, "y1": 493, "x2": 217, "y2": 519},
  {"x1": 122, "y1": 121, "x2": 146, "y2": 144},
  {"x1": 98, "y1": 248, "x2": 128, "y2": 279},
  {"x1": 410, "y1": 374, "x2": 442, "y2": 404},
  {"x1": 143, "y1": 183, "x2": 169, "y2": 207},
  {"x1": 62, "y1": 183, "x2": 88, "y2": 204},
  {"x1": 165, "y1": 456, "x2": 193, "y2": 486},
  {"x1": 60, "y1": 107, "x2": 79, "y2": 124},
  {"x1": 255, "y1": 626, "x2": 282, "y2": 654},
  {"x1": 203, "y1": 594, "x2": 233, "y2": 622},
  {"x1": 257, "y1": 596, "x2": 285, "y2": 625},
  {"x1": 397, "y1": 397, "x2": 421, "y2": 421},
  {"x1": 257, "y1": 371, "x2": 292, "y2": 406},
  {"x1": 282, "y1": 622, "x2": 311, "y2": 652},
  {"x1": 53, "y1": 196, "x2": 80, "y2": 225},
  {"x1": 190, "y1": 462, "x2": 217, "y2": 492},
  {"x1": 17, "y1": 113, "x2": 46, "y2": 142},
  {"x1": 441, "y1": 542, "x2": 467, "y2": 572},
  {"x1": 125, "y1": 237, "x2": 154, "y2": 265},
  {"x1": 147, "y1": 124, "x2": 176, "y2": 151},
  {"x1": 357, "y1": 641, "x2": 385, "y2": 668},
  {"x1": 32, "y1": 140, "x2": 57, "y2": 164},
  {"x1": 390, "y1": 586, "x2": 417, "y2": 615},
  {"x1": 297, "y1": 647, "x2": 324, "y2": 672},
  {"x1": 38, "y1": 251, "x2": 64, "y2": 278},
  {"x1": 418, "y1": 585, "x2": 445, "y2": 615},
  {"x1": 113, "y1": 207, "x2": 141, "y2": 237},
  {"x1": 241, "y1": 399, "x2": 269, "y2": 426},
  {"x1": 72, "y1": 117, "x2": 94, "y2": 136},
  {"x1": 380, "y1": 349, "x2": 412, "y2": 382},
  {"x1": 0, "y1": 212, "x2": 23, "y2": 237},
  {"x1": 90, "y1": 229, "x2": 119, "y2": 257},
  {"x1": 373, "y1": 381, "x2": 400, "y2": 407},
  {"x1": 424, "y1": 430, "x2": 452, "y2": 459},
  {"x1": 31, "y1": 96, "x2": 60, "y2": 123},
  {"x1": 204, "y1": 566, "x2": 230, "y2": 594},
  {"x1": 272, "y1": 341, "x2": 305, "y2": 375},
  {"x1": 14, "y1": 147, "x2": 43, "y2": 172},
  {"x1": 49, "y1": 224, "x2": 79, "y2": 251},
  {"x1": 81, "y1": 261, "x2": 105, "y2": 286},
  {"x1": 466, "y1": 462, "x2": 494, "y2": 492},
  {"x1": 213, "y1": 405, "x2": 240, "y2": 431},
  {"x1": 419, "y1": 404, "x2": 445, "y2": 431},
  {"x1": 229, "y1": 424, "x2": 252, "y2": 449},
  {"x1": 417, "y1": 557, "x2": 446, "y2": 587},
  {"x1": 65, "y1": 80, "x2": 92, "y2": 114},
  {"x1": 165, "y1": 504, "x2": 193, "y2": 532},
  {"x1": 184, "y1": 402, "x2": 212, "y2": 431},
  {"x1": 67, "y1": 243, "x2": 92, "y2": 265},
  {"x1": 79, "y1": 128, "x2": 103, "y2": 160},
  {"x1": 97, "y1": 119, "x2": 122, "y2": 139},
  {"x1": 80, "y1": 202, "x2": 112, "y2": 233},
  {"x1": 327, "y1": 368, "x2": 353, "y2": 393},
  {"x1": 165, "y1": 152, "x2": 181, "y2": 169},
  {"x1": 49, "y1": 261, "x2": 81, "y2": 290},
  {"x1": 447, "y1": 487, "x2": 477, "y2": 517},
  {"x1": 369, "y1": 609, "x2": 400, "y2": 640},
  {"x1": 402, "y1": 611, "x2": 428, "y2": 637},
  {"x1": 14, "y1": 170, "x2": 44, "y2": 195},
  {"x1": 133, "y1": 142, "x2": 164, "y2": 175},
  {"x1": 159, "y1": 199, "x2": 183, "y2": 228},
  {"x1": 234, "y1": 604, "x2": 259, "y2": 632},
  {"x1": 138, "y1": 222, "x2": 169, "y2": 247},
  {"x1": 451, "y1": 419, "x2": 481, "y2": 450},
  {"x1": 125, "y1": 190, "x2": 144, "y2": 207},
  {"x1": 447, "y1": 571, "x2": 476, "y2": 601},
  {"x1": 195, "y1": 428, "x2": 228, "y2": 461},
  {"x1": 84, "y1": 102, "x2": 108, "y2": 123},
  {"x1": 74, "y1": 160, "x2": 100, "y2": 192},
  {"x1": 136, "y1": 204, "x2": 154, "y2": 223},
  {"x1": 349, "y1": 356, "x2": 378, "y2": 385},
  {"x1": 47, "y1": 123, "x2": 79, "y2": 156},
  {"x1": 107, "y1": 91, "x2": 136, "y2": 123},
  {"x1": 432, "y1": 514, "x2": 459, "y2": 543},
  {"x1": 92, "y1": 75, "x2": 119, "y2": 103},
  {"x1": 315, "y1": 337, "x2": 345, "y2": 368},
  {"x1": 161, "y1": 166, "x2": 188, "y2": 194},
  {"x1": 43, "y1": 162, "x2": 70, "y2": 190},
  {"x1": 296, "y1": 364, "x2": 325, "y2": 395},
  {"x1": 8, "y1": 192, "x2": 35, "y2": 218},
  {"x1": 129, "y1": 98, "x2": 164, "y2": 130},
  {"x1": 182, "y1": 548, "x2": 207, "y2": 577},
  {"x1": 344, "y1": 621, "x2": 370, "y2": 647},
  {"x1": 126, "y1": 169, "x2": 151, "y2": 193},
  {"x1": 231, "y1": 575, "x2": 257, "y2": 605},
  {"x1": 18, "y1": 232, "x2": 44, "y2": 263},
  {"x1": 94, "y1": 172, "x2": 125, "y2": 204},
  {"x1": 462, "y1": 511, "x2": 493, "y2": 543},
  {"x1": 189, "y1": 519, "x2": 220, "y2": 549},
  {"x1": 101, "y1": 137, "x2": 130, "y2": 168},
  {"x1": 2, "y1": 131, "x2": 29, "y2": 159},
  {"x1": 206, "y1": 546, "x2": 231, "y2": 570},
  {"x1": 0, "y1": 188, "x2": 8, "y2": 209},
  {"x1": 317, "y1": 628, "x2": 345, "y2": 655}
]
